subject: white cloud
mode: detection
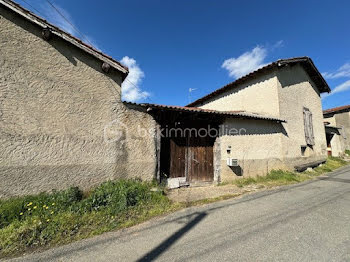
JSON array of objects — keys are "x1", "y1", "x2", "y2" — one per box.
[
  {"x1": 322, "y1": 63, "x2": 350, "y2": 79},
  {"x1": 322, "y1": 79, "x2": 350, "y2": 99},
  {"x1": 121, "y1": 56, "x2": 150, "y2": 102},
  {"x1": 221, "y1": 46, "x2": 268, "y2": 79},
  {"x1": 272, "y1": 40, "x2": 284, "y2": 50}
]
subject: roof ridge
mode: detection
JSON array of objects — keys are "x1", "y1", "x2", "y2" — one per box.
[{"x1": 186, "y1": 56, "x2": 330, "y2": 107}]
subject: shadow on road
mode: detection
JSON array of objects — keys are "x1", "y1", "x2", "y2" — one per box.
[{"x1": 136, "y1": 212, "x2": 207, "y2": 262}]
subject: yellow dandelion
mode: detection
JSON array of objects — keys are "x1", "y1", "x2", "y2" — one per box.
[
  {"x1": 20, "y1": 212, "x2": 23, "y2": 216},
  {"x1": 43, "y1": 205, "x2": 46, "y2": 208},
  {"x1": 45, "y1": 206, "x2": 49, "y2": 209},
  {"x1": 52, "y1": 203, "x2": 55, "y2": 206},
  {"x1": 46, "y1": 219, "x2": 50, "y2": 222},
  {"x1": 50, "y1": 211, "x2": 54, "y2": 214},
  {"x1": 28, "y1": 208, "x2": 31, "y2": 211},
  {"x1": 33, "y1": 206, "x2": 37, "y2": 209},
  {"x1": 27, "y1": 202, "x2": 32, "y2": 206}
]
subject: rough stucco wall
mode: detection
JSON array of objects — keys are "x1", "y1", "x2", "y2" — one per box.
[
  {"x1": 0, "y1": 7, "x2": 157, "y2": 198},
  {"x1": 218, "y1": 119, "x2": 285, "y2": 182},
  {"x1": 198, "y1": 72, "x2": 280, "y2": 117},
  {"x1": 276, "y1": 64, "x2": 327, "y2": 167}
]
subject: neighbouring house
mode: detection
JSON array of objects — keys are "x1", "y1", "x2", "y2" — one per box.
[
  {"x1": 0, "y1": 0, "x2": 158, "y2": 197},
  {"x1": 323, "y1": 105, "x2": 350, "y2": 156},
  {"x1": 158, "y1": 57, "x2": 330, "y2": 185}
]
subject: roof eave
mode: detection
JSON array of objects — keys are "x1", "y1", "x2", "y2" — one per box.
[
  {"x1": 124, "y1": 102, "x2": 286, "y2": 123},
  {"x1": 0, "y1": 0, "x2": 129, "y2": 79}
]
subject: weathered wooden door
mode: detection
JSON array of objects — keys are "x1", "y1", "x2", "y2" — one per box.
[
  {"x1": 188, "y1": 136, "x2": 214, "y2": 182},
  {"x1": 169, "y1": 135, "x2": 214, "y2": 182},
  {"x1": 169, "y1": 137, "x2": 187, "y2": 178}
]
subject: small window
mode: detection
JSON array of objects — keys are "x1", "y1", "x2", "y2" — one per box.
[
  {"x1": 301, "y1": 146, "x2": 307, "y2": 156},
  {"x1": 303, "y1": 107, "x2": 315, "y2": 146}
]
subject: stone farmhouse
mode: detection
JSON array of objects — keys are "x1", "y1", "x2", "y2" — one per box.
[
  {"x1": 323, "y1": 105, "x2": 350, "y2": 156},
  {"x1": 0, "y1": 0, "x2": 333, "y2": 196}
]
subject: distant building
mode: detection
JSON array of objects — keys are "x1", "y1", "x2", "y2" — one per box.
[
  {"x1": 138, "y1": 57, "x2": 331, "y2": 186},
  {"x1": 323, "y1": 105, "x2": 350, "y2": 156}
]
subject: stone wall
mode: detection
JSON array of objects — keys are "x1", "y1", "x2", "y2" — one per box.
[
  {"x1": 324, "y1": 114, "x2": 348, "y2": 155},
  {"x1": 198, "y1": 71, "x2": 280, "y2": 117},
  {"x1": 276, "y1": 64, "x2": 327, "y2": 168},
  {"x1": 332, "y1": 112, "x2": 350, "y2": 150},
  {"x1": 0, "y1": 6, "x2": 157, "y2": 197},
  {"x1": 217, "y1": 119, "x2": 286, "y2": 183},
  {"x1": 198, "y1": 64, "x2": 328, "y2": 180}
]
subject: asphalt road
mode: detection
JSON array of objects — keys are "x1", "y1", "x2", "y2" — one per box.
[{"x1": 10, "y1": 166, "x2": 350, "y2": 262}]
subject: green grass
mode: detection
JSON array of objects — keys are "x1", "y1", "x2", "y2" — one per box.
[
  {"x1": 0, "y1": 179, "x2": 183, "y2": 258},
  {"x1": 346, "y1": 149, "x2": 350, "y2": 156},
  {"x1": 232, "y1": 157, "x2": 348, "y2": 188}
]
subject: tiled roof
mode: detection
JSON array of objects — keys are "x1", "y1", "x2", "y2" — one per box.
[
  {"x1": 0, "y1": 0, "x2": 128, "y2": 78},
  {"x1": 187, "y1": 57, "x2": 330, "y2": 107},
  {"x1": 125, "y1": 102, "x2": 286, "y2": 122},
  {"x1": 323, "y1": 104, "x2": 350, "y2": 115}
]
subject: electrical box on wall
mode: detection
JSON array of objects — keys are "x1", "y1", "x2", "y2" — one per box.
[{"x1": 227, "y1": 158, "x2": 238, "y2": 167}]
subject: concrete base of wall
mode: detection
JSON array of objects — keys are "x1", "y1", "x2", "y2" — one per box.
[
  {"x1": 0, "y1": 163, "x2": 155, "y2": 198},
  {"x1": 219, "y1": 155, "x2": 327, "y2": 183},
  {"x1": 220, "y1": 158, "x2": 286, "y2": 183}
]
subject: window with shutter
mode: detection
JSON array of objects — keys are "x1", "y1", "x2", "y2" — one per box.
[{"x1": 303, "y1": 107, "x2": 315, "y2": 146}]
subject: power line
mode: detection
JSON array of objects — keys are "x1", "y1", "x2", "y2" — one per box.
[
  {"x1": 19, "y1": 0, "x2": 46, "y2": 18},
  {"x1": 45, "y1": 0, "x2": 94, "y2": 47},
  {"x1": 33, "y1": 0, "x2": 152, "y2": 104}
]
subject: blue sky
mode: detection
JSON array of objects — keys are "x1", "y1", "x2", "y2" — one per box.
[{"x1": 16, "y1": 0, "x2": 350, "y2": 109}]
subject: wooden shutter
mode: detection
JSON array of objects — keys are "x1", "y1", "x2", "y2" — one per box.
[
  {"x1": 303, "y1": 108, "x2": 315, "y2": 146},
  {"x1": 308, "y1": 111, "x2": 315, "y2": 145}
]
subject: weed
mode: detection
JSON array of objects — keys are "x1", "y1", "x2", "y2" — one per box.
[
  {"x1": 0, "y1": 179, "x2": 173, "y2": 258},
  {"x1": 231, "y1": 157, "x2": 347, "y2": 188}
]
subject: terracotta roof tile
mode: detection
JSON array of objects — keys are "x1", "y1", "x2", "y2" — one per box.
[
  {"x1": 323, "y1": 104, "x2": 350, "y2": 115},
  {"x1": 124, "y1": 102, "x2": 286, "y2": 122}
]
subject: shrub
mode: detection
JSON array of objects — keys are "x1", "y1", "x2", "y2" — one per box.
[{"x1": 78, "y1": 179, "x2": 153, "y2": 214}]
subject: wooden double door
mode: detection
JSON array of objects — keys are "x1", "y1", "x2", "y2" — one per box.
[{"x1": 169, "y1": 135, "x2": 214, "y2": 182}]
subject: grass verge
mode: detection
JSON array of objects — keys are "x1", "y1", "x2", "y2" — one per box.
[
  {"x1": 0, "y1": 180, "x2": 184, "y2": 258},
  {"x1": 231, "y1": 157, "x2": 348, "y2": 188}
]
